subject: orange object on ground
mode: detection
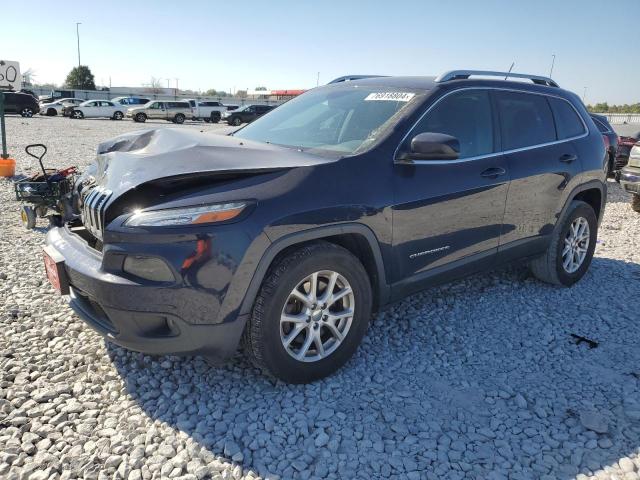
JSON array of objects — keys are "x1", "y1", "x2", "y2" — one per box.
[{"x1": 0, "y1": 157, "x2": 15, "y2": 177}]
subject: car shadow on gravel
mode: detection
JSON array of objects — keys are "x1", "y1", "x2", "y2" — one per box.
[{"x1": 107, "y1": 256, "x2": 640, "y2": 480}]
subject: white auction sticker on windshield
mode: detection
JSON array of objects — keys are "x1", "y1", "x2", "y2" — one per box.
[{"x1": 364, "y1": 92, "x2": 415, "y2": 102}]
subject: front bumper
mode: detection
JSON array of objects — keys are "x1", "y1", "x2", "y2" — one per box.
[
  {"x1": 620, "y1": 166, "x2": 640, "y2": 194},
  {"x1": 45, "y1": 226, "x2": 249, "y2": 360}
]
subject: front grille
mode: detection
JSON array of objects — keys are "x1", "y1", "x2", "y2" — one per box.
[{"x1": 81, "y1": 186, "x2": 113, "y2": 240}]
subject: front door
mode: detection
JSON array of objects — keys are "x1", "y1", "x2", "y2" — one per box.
[
  {"x1": 147, "y1": 102, "x2": 166, "y2": 119},
  {"x1": 392, "y1": 89, "x2": 509, "y2": 289}
]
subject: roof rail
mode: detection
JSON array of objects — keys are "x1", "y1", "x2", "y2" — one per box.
[
  {"x1": 327, "y1": 75, "x2": 387, "y2": 84},
  {"x1": 435, "y1": 70, "x2": 559, "y2": 88}
]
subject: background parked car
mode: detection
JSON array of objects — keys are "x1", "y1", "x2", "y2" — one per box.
[
  {"x1": 186, "y1": 99, "x2": 226, "y2": 123},
  {"x1": 39, "y1": 98, "x2": 83, "y2": 116},
  {"x1": 111, "y1": 96, "x2": 150, "y2": 108},
  {"x1": 70, "y1": 100, "x2": 125, "y2": 120},
  {"x1": 127, "y1": 100, "x2": 191, "y2": 124},
  {"x1": 616, "y1": 131, "x2": 640, "y2": 174},
  {"x1": 619, "y1": 142, "x2": 640, "y2": 212},
  {"x1": 590, "y1": 114, "x2": 619, "y2": 176},
  {"x1": 221, "y1": 104, "x2": 275, "y2": 126},
  {"x1": 2, "y1": 92, "x2": 40, "y2": 117}
]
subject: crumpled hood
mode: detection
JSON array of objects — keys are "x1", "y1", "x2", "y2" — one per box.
[{"x1": 82, "y1": 128, "x2": 334, "y2": 200}]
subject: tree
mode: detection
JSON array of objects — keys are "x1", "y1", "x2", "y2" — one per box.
[
  {"x1": 255, "y1": 86, "x2": 267, "y2": 91},
  {"x1": 236, "y1": 90, "x2": 247, "y2": 98},
  {"x1": 204, "y1": 88, "x2": 217, "y2": 96},
  {"x1": 64, "y1": 65, "x2": 96, "y2": 90}
]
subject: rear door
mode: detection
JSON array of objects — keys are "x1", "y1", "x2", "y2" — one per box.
[
  {"x1": 495, "y1": 91, "x2": 585, "y2": 252},
  {"x1": 392, "y1": 89, "x2": 509, "y2": 287}
]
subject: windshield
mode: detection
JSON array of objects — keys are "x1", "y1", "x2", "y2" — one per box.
[{"x1": 234, "y1": 86, "x2": 423, "y2": 155}]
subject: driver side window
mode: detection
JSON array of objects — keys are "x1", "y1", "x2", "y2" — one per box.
[{"x1": 408, "y1": 90, "x2": 494, "y2": 159}]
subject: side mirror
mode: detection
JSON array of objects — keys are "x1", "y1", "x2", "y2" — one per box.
[{"x1": 401, "y1": 132, "x2": 460, "y2": 161}]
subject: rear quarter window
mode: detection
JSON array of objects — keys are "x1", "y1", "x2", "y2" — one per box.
[
  {"x1": 549, "y1": 97, "x2": 587, "y2": 139},
  {"x1": 495, "y1": 91, "x2": 556, "y2": 150}
]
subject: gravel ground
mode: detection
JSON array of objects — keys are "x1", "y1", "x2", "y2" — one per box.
[{"x1": 1, "y1": 115, "x2": 640, "y2": 480}]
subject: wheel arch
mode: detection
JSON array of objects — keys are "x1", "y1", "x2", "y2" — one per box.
[
  {"x1": 239, "y1": 224, "x2": 390, "y2": 317},
  {"x1": 560, "y1": 180, "x2": 606, "y2": 225}
]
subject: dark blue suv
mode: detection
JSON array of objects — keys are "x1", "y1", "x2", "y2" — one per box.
[{"x1": 44, "y1": 70, "x2": 606, "y2": 383}]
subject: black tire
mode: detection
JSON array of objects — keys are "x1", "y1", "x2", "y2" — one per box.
[
  {"x1": 530, "y1": 200, "x2": 598, "y2": 286},
  {"x1": 632, "y1": 195, "x2": 640, "y2": 213},
  {"x1": 72, "y1": 110, "x2": 84, "y2": 119},
  {"x1": 20, "y1": 206, "x2": 36, "y2": 230},
  {"x1": 20, "y1": 108, "x2": 34, "y2": 118},
  {"x1": 231, "y1": 116, "x2": 242, "y2": 126},
  {"x1": 211, "y1": 112, "x2": 221, "y2": 124},
  {"x1": 174, "y1": 114, "x2": 185, "y2": 124},
  {"x1": 203, "y1": 118, "x2": 211, "y2": 123},
  {"x1": 46, "y1": 108, "x2": 57, "y2": 116},
  {"x1": 113, "y1": 111, "x2": 124, "y2": 120},
  {"x1": 135, "y1": 113, "x2": 146, "y2": 123},
  {"x1": 245, "y1": 242, "x2": 372, "y2": 384}
]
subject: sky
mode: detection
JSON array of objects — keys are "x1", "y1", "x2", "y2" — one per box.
[{"x1": 2, "y1": 0, "x2": 639, "y2": 104}]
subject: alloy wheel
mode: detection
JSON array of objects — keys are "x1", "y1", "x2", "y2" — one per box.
[
  {"x1": 21, "y1": 108, "x2": 33, "y2": 117},
  {"x1": 280, "y1": 270, "x2": 355, "y2": 362},
  {"x1": 562, "y1": 216, "x2": 590, "y2": 273}
]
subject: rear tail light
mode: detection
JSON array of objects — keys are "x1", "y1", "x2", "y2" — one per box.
[{"x1": 602, "y1": 135, "x2": 610, "y2": 149}]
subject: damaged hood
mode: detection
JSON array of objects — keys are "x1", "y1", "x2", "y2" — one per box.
[{"x1": 83, "y1": 128, "x2": 334, "y2": 199}]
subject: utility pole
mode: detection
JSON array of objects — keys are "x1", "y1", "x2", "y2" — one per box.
[
  {"x1": 316, "y1": 72, "x2": 320, "y2": 87},
  {"x1": 549, "y1": 54, "x2": 555, "y2": 79},
  {"x1": 76, "y1": 23, "x2": 82, "y2": 67},
  {"x1": 174, "y1": 78, "x2": 179, "y2": 91},
  {"x1": 582, "y1": 86, "x2": 587, "y2": 103},
  {"x1": 166, "y1": 79, "x2": 170, "y2": 88}
]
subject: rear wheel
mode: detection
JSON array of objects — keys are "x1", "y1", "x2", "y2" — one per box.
[
  {"x1": 530, "y1": 200, "x2": 597, "y2": 286},
  {"x1": 231, "y1": 117, "x2": 242, "y2": 126},
  {"x1": 245, "y1": 242, "x2": 372, "y2": 383},
  {"x1": 134, "y1": 113, "x2": 146, "y2": 123},
  {"x1": 46, "y1": 108, "x2": 57, "y2": 116},
  {"x1": 632, "y1": 195, "x2": 640, "y2": 213},
  {"x1": 20, "y1": 206, "x2": 36, "y2": 229},
  {"x1": 174, "y1": 113, "x2": 185, "y2": 124},
  {"x1": 20, "y1": 107, "x2": 34, "y2": 118},
  {"x1": 211, "y1": 112, "x2": 221, "y2": 124}
]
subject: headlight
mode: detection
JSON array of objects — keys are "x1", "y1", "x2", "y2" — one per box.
[{"x1": 124, "y1": 202, "x2": 247, "y2": 227}]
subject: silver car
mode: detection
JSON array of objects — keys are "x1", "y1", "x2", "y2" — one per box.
[{"x1": 127, "y1": 101, "x2": 191, "y2": 124}]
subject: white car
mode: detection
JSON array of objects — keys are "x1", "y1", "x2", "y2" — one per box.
[
  {"x1": 185, "y1": 99, "x2": 227, "y2": 123},
  {"x1": 39, "y1": 98, "x2": 82, "y2": 116},
  {"x1": 70, "y1": 100, "x2": 126, "y2": 120}
]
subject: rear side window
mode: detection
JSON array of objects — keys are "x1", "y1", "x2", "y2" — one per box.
[
  {"x1": 549, "y1": 98, "x2": 586, "y2": 139},
  {"x1": 590, "y1": 116, "x2": 609, "y2": 134},
  {"x1": 409, "y1": 90, "x2": 494, "y2": 159},
  {"x1": 495, "y1": 91, "x2": 556, "y2": 150}
]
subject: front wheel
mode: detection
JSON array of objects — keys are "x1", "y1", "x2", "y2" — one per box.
[
  {"x1": 231, "y1": 117, "x2": 242, "y2": 126},
  {"x1": 20, "y1": 108, "x2": 34, "y2": 118},
  {"x1": 134, "y1": 113, "x2": 146, "y2": 123},
  {"x1": 530, "y1": 200, "x2": 597, "y2": 286},
  {"x1": 113, "y1": 111, "x2": 124, "y2": 120},
  {"x1": 46, "y1": 108, "x2": 57, "y2": 116},
  {"x1": 211, "y1": 112, "x2": 221, "y2": 124},
  {"x1": 72, "y1": 110, "x2": 84, "y2": 119},
  {"x1": 20, "y1": 206, "x2": 36, "y2": 229},
  {"x1": 632, "y1": 195, "x2": 640, "y2": 213},
  {"x1": 174, "y1": 114, "x2": 185, "y2": 124},
  {"x1": 245, "y1": 242, "x2": 372, "y2": 384}
]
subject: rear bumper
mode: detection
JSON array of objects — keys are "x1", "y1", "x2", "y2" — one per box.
[
  {"x1": 45, "y1": 226, "x2": 249, "y2": 360},
  {"x1": 620, "y1": 166, "x2": 640, "y2": 194}
]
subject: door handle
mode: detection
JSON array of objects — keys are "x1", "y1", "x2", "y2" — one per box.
[
  {"x1": 559, "y1": 154, "x2": 578, "y2": 163},
  {"x1": 480, "y1": 167, "x2": 506, "y2": 178}
]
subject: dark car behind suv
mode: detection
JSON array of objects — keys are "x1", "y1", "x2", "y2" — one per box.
[
  {"x1": 589, "y1": 113, "x2": 619, "y2": 176},
  {"x1": 2, "y1": 91, "x2": 40, "y2": 117},
  {"x1": 45, "y1": 70, "x2": 605, "y2": 383},
  {"x1": 222, "y1": 104, "x2": 275, "y2": 126}
]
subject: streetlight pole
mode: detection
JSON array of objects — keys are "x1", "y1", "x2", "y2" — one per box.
[
  {"x1": 549, "y1": 54, "x2": 555, "y2": 79},
  {"x1": 76, "y1": 23, "x2": 82, "y2": 67},
  {"x1": 582, "y1": 87, "x2": 588, "y2": 103}
]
